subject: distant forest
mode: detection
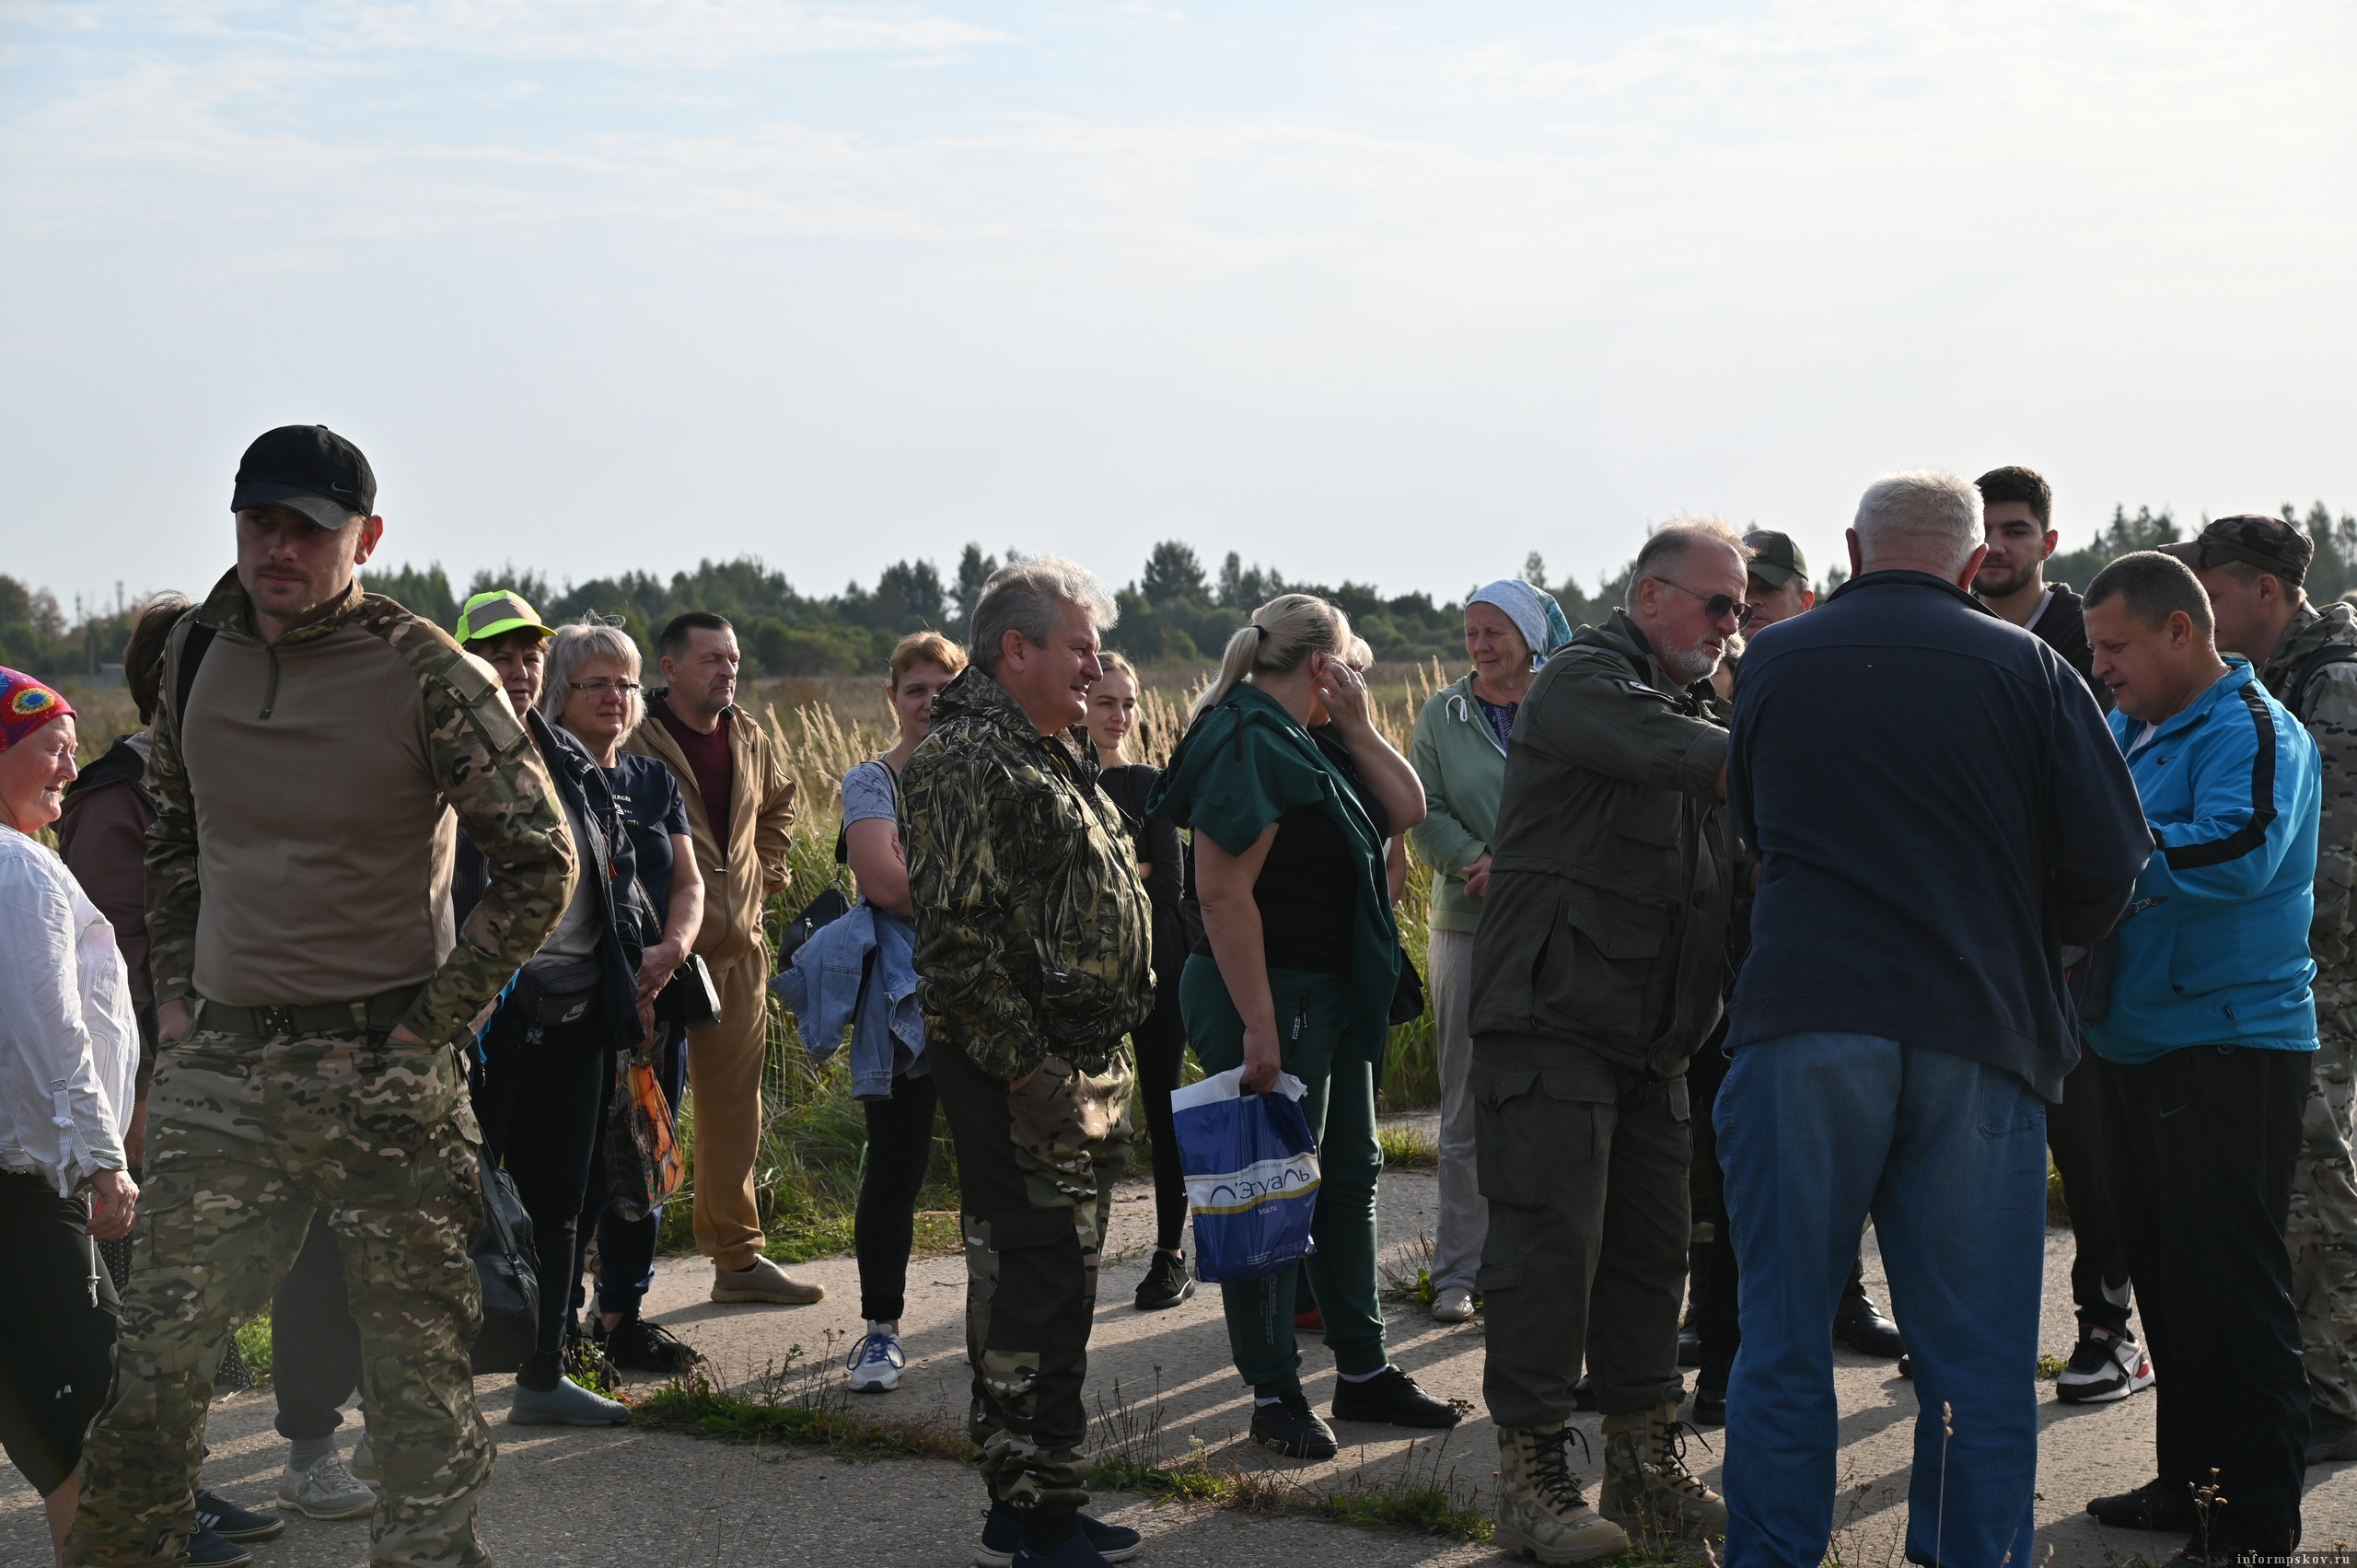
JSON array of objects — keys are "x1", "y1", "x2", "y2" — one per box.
[{"x1": 10, "y1": 501, "x2": 2356, "y2": 681}]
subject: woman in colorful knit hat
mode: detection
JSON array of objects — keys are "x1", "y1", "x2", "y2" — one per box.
[{"x1": 0, "y1": 668, "x2": 142, "y2": 1561}]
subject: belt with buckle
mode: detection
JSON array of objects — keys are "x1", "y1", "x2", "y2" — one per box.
[{"x1": 192, "y1": 984, "x2": 425, "y2": 1040}]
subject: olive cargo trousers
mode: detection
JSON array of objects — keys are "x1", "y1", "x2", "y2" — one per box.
[
  {"x1": 1472, "y1": 1032, "x2": 1690, "y2": 1425},
  {"x1": 931, "y1": 1036, "x2": 1132, "y2": 1523}
]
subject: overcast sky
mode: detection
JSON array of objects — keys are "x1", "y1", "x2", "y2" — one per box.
[{"x1": 6, "y1": 1, "x2": 2353, "y2": 619}]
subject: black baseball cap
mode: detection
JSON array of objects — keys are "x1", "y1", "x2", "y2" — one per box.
[
  {"x1": 230, "y1": 425, "x2": 377, "y2": 529},
  {"x1": 2160, "y1": 514, "x2": 2313, "y2": 587},
  {"x1": 1743, "y1": 529, "x2": 1808, "y2": 588}
]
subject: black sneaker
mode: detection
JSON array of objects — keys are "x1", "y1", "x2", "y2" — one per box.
[
  {"x1": 195, "y1": 1490, "x2": 284, "y2": 1543},
  {"x1": 1897, "y1": 1354, "x2": 1910, "y2": 1379},
  {"x1": 1133, "y1": 1250, "x2": 1195, "y2": 1312},
  {"x1": 1571, "y1": 1373, "x2": 1598, "y2": 1411},
  {"x1": 597, "y1": 1313, "x2": 704, "y2": 1375},
  {"x1": 2056, "y1": 1325, "x2": 2154, "y2": 1405},
  {"x1": 977, "y1": 1504, "x2": 1143, "y2": 1566},
  {"x1": 1250, "y1": 1391, "x2": 1339, "y2": 1459},
  {"x1": 1832, "y1": 1282, "x2": 1906, "y2": 1359},
  {"x1": 1331, "y1": 1365, "x2": 1460, "y2": 1428},
  {"x1": 2306, "y1": 1406, "x2": 2357, "y2": 1465},
  {"x1": 1010, "y1": 1534, "x2": 1120, "y2": 1568},
  {"x1": 1677, "y1": 1322, "x2": 1701, "y2": 1368},
  {"x1": 2087, "y1": 1477, "x2": 2198, "y2": 1533},
  {"x1": 187, "y1": 1523, "x2": 254, "y2": 1568}
]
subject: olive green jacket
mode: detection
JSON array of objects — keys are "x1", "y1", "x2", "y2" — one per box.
[
  {"x1": 902, "y1": 668, "x2": 1155, "y2": 1082},
  {"x1": 2258, "y1": 598, "x2": 2357, "y2": 980},
  {"x1": 1468, "y1": 610, "x2": 1739, "y2": 1077}
]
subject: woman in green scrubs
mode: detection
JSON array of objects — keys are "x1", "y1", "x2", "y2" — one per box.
[{"x1": 1149, "y1": 593, "x2": 1462, "y2": 1459}]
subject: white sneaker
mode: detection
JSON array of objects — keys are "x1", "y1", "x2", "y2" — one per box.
[
  {"x1": 2055, "y1": 1325, "x2": 2154, "y2": 1404},
  {"x1": 1431, "y1": 1286, "x2": 1476, "y2": 1323},
  {"x1": 348, "y1": 1429, "x2": 378, "y2": 1486},
  {"x1": 277, "y1": 1453, "x2": 377, "y2": 1520},
  {"x1": 846, "y1": 1324, "x2": 905, "y2": 1393}
]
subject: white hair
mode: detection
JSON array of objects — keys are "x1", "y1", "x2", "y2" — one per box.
[
  {"x1": 1854, "y1": 470, "x2": 1984, "y2": 573},
  {"x1": 970, "y1": 555, "x2": 1120, "y2": 674},
  {"x1": 1623, "y1": 517, "x2": 1750, "y2": 611},
  {"x1": 540, "y1": 615, "x2": 644, "y2": 730}
]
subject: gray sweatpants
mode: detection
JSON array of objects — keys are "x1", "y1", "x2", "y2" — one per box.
[{"x1": 1427, "y1": 925, "x2": 1487, "y2": 1295}]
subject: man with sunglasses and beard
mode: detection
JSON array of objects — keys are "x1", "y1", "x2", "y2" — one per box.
[{"x1": 1472, "y1": 517, "x2": 1751, "y2": 1561}]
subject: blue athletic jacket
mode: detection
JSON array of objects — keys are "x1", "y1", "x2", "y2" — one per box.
[{"x1": 2088, "y1": 656, "x2": 2322, "y2": 1063}]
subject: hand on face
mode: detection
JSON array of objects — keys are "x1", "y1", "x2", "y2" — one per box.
[{"x1": 1309, "y1": 651, "x2": 1373, "y2": 733}]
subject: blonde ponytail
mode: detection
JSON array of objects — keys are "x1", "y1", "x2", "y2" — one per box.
[{"x1": 1186, "y1": 592, "x2": 1353, "y2": 727}]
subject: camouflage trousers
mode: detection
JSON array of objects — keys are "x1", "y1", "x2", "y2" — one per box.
[
  {"x1": 2292, "y1": 999, "x2": 2357, "y2": 1422},
  {"x1": 65, "y1": 1025, "x2": 492, "y2": 1568},
  {"x1": 930, "y1": 1039, "x2": 1132, "y2": 1521}
]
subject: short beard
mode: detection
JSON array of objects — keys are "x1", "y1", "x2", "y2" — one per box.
[
  {"x1": 1660, "y1": 643, "x2": 1721, "y2": 687},
  {"x1": 1975, "y1": 563, "x2": 2034, "y2": 598}
]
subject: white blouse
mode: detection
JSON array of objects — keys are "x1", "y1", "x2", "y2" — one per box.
[{"x1": 0, "y1": 828, "x2": 137, "y2": 1194}]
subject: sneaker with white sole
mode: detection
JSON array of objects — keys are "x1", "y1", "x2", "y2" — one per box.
[
  {"x1": 278, "y1": 1453, "x2": 377, "y2": 1520},
  {"x1": 1430, "y1": 1285, "x2": 1475, "y2": 1323},
  {"x1": 2055, "y1": 1325, "x2": 2154, "y2": 1404},
  {"x1": 846, "y1": 1324, "x2": 906, "y2": 1393}
]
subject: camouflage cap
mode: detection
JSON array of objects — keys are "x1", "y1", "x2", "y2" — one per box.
[
  {"x1": 1743, "y1": 529, "x2": 1808, "y2": 588},
  {"x1": 455, "y1": 589, "x2": 555, "y2": 646},
  {"x1": 2160, "y1": 515, "x2": 2314, "y2": 587}
]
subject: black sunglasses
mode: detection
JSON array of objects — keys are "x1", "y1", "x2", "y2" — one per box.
[{"x1": 1656, "y1": 578, "x2": 1755, "y2": 628}]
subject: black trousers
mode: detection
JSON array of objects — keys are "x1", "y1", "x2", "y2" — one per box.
[
  {"x1": 474, "y1": 1001, "x2": 610, "y2": 1381},
  {"x1": 855, "y1": 1070, "x2": 941, "y2": 1324},
  {"x1": 1132, "y1": 985, "x2": 1189, "y2": 1254},
  {"x1": 0, "y1": 1175, "x2": 118, "y2": 1496},
  {"x1": 2096, "y1": 1045, "x2": 2311, "y2": 1552},
  {"x1": 272, "y1": 1211, "x2": 364, "y2": 1440},
  {"x1": 2048, "y1": 1049, "x2": 2133, "y2": 1334}
]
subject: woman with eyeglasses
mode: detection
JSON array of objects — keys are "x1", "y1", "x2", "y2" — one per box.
[
  {"x1": 542, "y1": 617, "x2": 706, "y2": 1376},
  {"x1": 451, "y1": 592, "x2": 656, "y2": 1424}
]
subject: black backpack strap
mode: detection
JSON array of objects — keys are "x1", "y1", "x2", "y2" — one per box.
[
  {"x1": 173, "y1": 620, "x2": 217, "y2": 734},
  {"x1": 2285, "y1": 642, "x2": 2357, "y2": 722}
]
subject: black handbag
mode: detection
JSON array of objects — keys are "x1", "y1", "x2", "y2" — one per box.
[
  {"x1": 777, "y1": 886, "x2": 853, "y2": 966},
  {"x1": 654, "y1": 952, "x2": 723, "y2": 1030},
  {"x1": 469, "y1": 1148, "x2": 541, "y2": 1375}
]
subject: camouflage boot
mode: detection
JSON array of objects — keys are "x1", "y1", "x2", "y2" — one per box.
[
  {"x1": 1493, "y1": 1424, "x2": 1630, "y2": 1563},
  {"x1": 1598, "y1": 1399, "x2": 1728, "y2": 1539}
]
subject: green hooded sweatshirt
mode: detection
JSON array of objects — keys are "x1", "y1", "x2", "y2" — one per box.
[{"x1": 1146, "y1": 682, "x2": 1401, "y2": 1067}]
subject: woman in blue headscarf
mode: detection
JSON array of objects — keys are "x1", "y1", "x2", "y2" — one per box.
[{"x1": 1403, "y1": 577, "x2": 1573, "y2": 1324}]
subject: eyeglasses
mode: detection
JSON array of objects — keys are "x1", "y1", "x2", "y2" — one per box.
[
  {"x1": 1655, "y1": 578, "x2": 1755, "y2": 628},
  {"x1": 566, "y1": 679, "x2": 643, "y2": 695}
]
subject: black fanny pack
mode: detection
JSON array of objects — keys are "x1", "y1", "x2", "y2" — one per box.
[{"x1": 515, "y1": 958, "x2": 602, "y2": 1041}]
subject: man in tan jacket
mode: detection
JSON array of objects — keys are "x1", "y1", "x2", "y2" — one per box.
[{"x1": 625, "y1": 611, "x2": 819, "y2": 1304}]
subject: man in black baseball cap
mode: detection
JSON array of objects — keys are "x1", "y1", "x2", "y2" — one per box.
[
  {"x1": 229, "y1": 425, "x2": 386, "y2": 645},
  {"x1": 232, "y1": 424, "x2": 377, "y2": 530}
]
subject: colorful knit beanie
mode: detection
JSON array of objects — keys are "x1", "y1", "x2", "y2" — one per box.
[{"x1": 0, "y1": 668, "x2": 74, "y2": 751}]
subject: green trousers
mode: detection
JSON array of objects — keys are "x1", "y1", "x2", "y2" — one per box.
[
  {"x1": 68, "y1": 1027, "x2": 492, "y2": 1568},
  {"x1": 1180, "y1": 955, "x2": 1387, "y2": 1393}
]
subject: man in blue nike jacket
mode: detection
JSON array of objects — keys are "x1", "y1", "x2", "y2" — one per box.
[{"x1": 2081, "y1": 550, "x2": 2319, "y2": 1562}]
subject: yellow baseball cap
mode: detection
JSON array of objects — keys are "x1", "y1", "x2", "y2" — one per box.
[{"x1": 456, "y1": 589, "x2": 555, "y2": 646}]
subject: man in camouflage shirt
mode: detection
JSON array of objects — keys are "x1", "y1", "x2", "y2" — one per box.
[
  {"x1": 69, "y1": 426, "x2": 575, "y2": 1568},
  {"x1": 903, "y1": 558, "x2": 1153, "y2": 1568},
  {"x1": 2175, "y1": 513, "x2": 2357, "y2": 1464}
]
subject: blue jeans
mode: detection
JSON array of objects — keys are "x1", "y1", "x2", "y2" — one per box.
[{"x1": 1714, "y1": 1033, "x2": 2048, "y2": 1568}]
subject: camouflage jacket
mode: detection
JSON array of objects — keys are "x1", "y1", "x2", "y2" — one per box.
[
  {"x1": 902, "y1": 668, "x2": 1154, "y2": 1081},
  {"x1": 2260, "y1": 598, "x2": 2357, "y2": 977},
  {"x1": 147, "y1": 571, "x2": 575, "y2": 1046}
]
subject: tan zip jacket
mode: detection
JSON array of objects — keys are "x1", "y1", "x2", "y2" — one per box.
[{"x1": 622, "y1": 696, "x2": 797, "y2": 968}]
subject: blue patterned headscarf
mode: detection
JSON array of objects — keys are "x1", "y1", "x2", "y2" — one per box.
[{"x1": 1467, "y1": 579, "x2": 1575, "y2": 668}]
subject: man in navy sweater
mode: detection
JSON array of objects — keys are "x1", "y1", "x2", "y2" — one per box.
[{"x1": 1717, "y1": 470, "x2": 2150, "y2": 1568}]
